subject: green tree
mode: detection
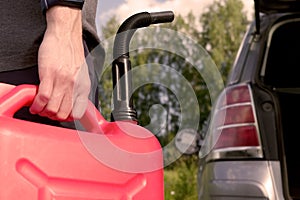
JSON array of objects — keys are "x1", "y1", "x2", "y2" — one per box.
[
  {"x1": 200, "y1": 0, "x2": 248, "y2": 80},
  {"x1": 101, "y1": 16, "x2": 119, "y2": 39}
]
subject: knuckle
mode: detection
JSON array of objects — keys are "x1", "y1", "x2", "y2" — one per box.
[
  {"x1": 37, "y1": 93, "x2": 51, "y2": 104},
  {"x1": 57, "y1": 105, "x2": 72, "y2": 121},
  {"x1": 58, "y1": 71, "x2": 71, "y2": 83},
  {"x1": 65, "y1": 75, "x2": 76, "y2": 86}
]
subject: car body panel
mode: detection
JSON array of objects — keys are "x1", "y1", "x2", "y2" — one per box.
[{"x1": 198, "y1": 161, "x2": 284, "y2": 200}]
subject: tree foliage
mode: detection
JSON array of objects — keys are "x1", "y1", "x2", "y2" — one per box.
[{"x1": 200, "y1": 0, "x2": 249, "y2": 79}]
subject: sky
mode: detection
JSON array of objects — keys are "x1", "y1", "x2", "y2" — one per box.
[{"x1": 96, "y1": 0, "x2": 254, "y2": 36}]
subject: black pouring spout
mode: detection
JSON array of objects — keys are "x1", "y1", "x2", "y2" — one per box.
[{"x1": 111, "y1": 11, "x2": 175, "y2": 122}]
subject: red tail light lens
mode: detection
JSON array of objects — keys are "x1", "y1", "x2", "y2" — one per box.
[
  {"x1": 214, "y1": 105, "x2": 255, "y2": 126},
  {"x1": 214, "y1": 126, "x2": 259, "y2": 149},
  {"x1": 210, "y1": 84, "x2": 261, "y2": 151}
]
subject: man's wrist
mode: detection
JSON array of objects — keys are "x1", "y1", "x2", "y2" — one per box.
[
  {"x1": 41, "y1": 0, "x2": 85, "y2": 14},
  {"x1": 45, "y1": 6, "x2": 82, "y2": 36}
]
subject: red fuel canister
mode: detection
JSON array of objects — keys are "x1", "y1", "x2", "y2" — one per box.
[{"x1": 0, "y1": 83, "x2": 164, "y2": 199}]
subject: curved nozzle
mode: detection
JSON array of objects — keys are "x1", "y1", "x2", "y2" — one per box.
[
  {"x1": 111, "y1": 11, "x2": 174, "y2": 122},
  {"x1": 113, "y1": 11, "x2": 175, "y2": 59}
]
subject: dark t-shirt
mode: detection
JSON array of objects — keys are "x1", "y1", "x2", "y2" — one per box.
[{"x1": 0, "y1": 0, "x2": 100, "y2": 72}]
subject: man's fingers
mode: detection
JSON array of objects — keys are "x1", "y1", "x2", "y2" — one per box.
[
  {"x1": 40, "y1": 79, "x2": 71, "y2": 119},
  {"x1": 29, "y1": 78, "x2": 53, "y2": 115},
  {"x1": 70, "y1": 95, "x2": 89, "y2": 120},
  {"x1": 55, "y1": 93, "x2": 73, "y2": 120},
  {"x1": 29, "y1": 73, "x2": 90, "y2": 121}
]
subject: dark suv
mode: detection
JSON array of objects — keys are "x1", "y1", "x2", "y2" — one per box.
[{"x1": 177, "y1": 0, "x2": 300, "y2": 199}]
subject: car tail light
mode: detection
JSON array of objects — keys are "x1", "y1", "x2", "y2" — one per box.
[{"x1": 201, "y1": 84, "x2": 263, "y2": 160}]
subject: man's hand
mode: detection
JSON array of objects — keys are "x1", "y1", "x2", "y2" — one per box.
[{"x1": 30, "y1": 6, "x2": 91, "y2": 121}]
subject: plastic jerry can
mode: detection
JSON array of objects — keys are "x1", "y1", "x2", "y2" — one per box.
[{"x1": 0, "y1": 83, "x2": 164, "y2": 199}]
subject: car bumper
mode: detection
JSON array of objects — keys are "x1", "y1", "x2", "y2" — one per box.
[{"x1": 198, "y1": 160, "x2": 285, "y2": 200}]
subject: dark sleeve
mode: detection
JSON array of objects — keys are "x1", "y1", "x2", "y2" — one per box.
[
  {"x1": 82, "y1": 0, "x2": 105, "y2": 76},
  {"x1": 82, "y1": 0, "x2": 100, "y2": 51}
]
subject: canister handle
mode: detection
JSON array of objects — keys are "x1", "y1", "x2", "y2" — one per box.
[{"x1": 0, "y1": 84, "x2": 106, "y2": 134}]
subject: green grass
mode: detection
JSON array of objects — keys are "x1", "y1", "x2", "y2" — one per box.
[
  {"x1": 164, "y1": 156, "x2": 199, "y2": 200},
  {"x1": 164, "y1": 169, "x2": 179, "y2": 199}
]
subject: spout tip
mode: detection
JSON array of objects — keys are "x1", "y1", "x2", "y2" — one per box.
[{"x1": 150, "y1": 11, "x2": 175, "y2": 24}]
